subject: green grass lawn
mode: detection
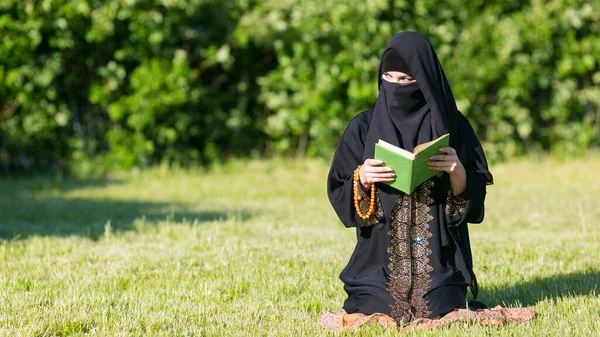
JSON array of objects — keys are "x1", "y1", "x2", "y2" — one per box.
[{"x1": 0, "y1": 157, "x2": 599, "y2": 336}]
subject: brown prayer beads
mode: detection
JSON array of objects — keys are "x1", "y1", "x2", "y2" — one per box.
[{"x1": 353, "y1": 165, "x2": 376, "y2": 220}]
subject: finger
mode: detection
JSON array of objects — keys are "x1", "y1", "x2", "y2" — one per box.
[
  {"x1": 428, "y1": 161, "x2": 455, "y2": 167},
  {"x1": 365, "y1": 172, "x2": 396, "y2": 179},
  {"x1": 364, "y1": 166, "x2": 394, "y2": 173},
  {"x1": 428, "y1": 162, "x2": 457, "y2": 171},
  {"x1": 438, "y1": 147, "x2": 456, "y2": 154},
  {"x1": 370, "y1": 177, "x2": 396, "y2": 182},
  {"x1": 427, "y1": 166, "x2": 449, "y2": 172},
  {"x1": 427, "y1": 163, "x2": 452, "y2": 170},
  {"x1": 429, "y1": 155, "x2": 456, "y2": 161},
  {"x1": 364, "y1": 159, "x2": 384, "y2": 166},
  {"x1": 373, "y1": 172, "x2": 396, "y2": 178}
]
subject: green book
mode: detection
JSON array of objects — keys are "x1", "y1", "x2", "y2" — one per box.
[{"x1": 374, "y1": 133, "x2": 450, "y2": 194}]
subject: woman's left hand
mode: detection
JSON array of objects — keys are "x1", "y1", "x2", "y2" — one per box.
[{"x1": 427, "y1": 147, "x2": 465, "y2": 176}]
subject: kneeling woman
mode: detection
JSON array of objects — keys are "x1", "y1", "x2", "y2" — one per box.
[{"x1": 323, "y1": 32, "x2": 494, "y2": 329}]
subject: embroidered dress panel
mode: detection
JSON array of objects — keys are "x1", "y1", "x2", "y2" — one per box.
[
  {"x1": 356, "y1": 184, "x2": 384, "y2": 226},
  {"x1": 445, "y1": 190, "x2": 467, "y2": 222},
  {"x1": 387, "y1": 180, "x2": 435, "y2": 323}
]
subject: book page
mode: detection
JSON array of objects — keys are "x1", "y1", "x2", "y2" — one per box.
[
  {"x1": 414, "y1": 134, "x2": 450, "y2": 154},
  {"x1": 377, "y1": 140, "x2": 415, "y2": 160}
]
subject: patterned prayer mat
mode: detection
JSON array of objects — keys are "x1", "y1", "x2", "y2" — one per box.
[{"x1": 319, "y1": 305, "x2": 535, "y2": 332}]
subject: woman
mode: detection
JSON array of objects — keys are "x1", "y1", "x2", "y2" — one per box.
[{"x1": 321, "y1": 32, "x2": 498, "y2": 330}]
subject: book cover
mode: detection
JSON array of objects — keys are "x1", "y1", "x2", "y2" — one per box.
[{"x1": 374, "y1": 133, "x2": 450, "y2": 194}]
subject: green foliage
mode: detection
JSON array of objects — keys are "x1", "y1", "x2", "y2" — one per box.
[
  {"x1": 237, "y1": 0, "x2": 600, "y2": 160},
  {"x1": 0, "y1": 0, "x2": 268, "y2": 172},
  {"x1": 1, "y1": 0, "x2": 599, "y2": 171}
]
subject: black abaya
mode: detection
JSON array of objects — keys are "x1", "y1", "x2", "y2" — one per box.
[{"x1": 326, "y1": 32, "x2": 492, "y2": 323}]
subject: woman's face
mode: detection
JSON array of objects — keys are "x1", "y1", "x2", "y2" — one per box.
[{"x1": 382, "y1": 71, "x2": 416, "y2": 85}]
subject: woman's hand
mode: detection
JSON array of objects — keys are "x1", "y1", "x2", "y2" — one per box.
[
  {"x1": 359, "y1": 159, "x2": 395, "y2": 190},
  {"x1": 427, "y1": 147, "x2": 464, "y2": 175},
  {"x1": 428, "y1": 147, "x2": 467, "y2": 195}
]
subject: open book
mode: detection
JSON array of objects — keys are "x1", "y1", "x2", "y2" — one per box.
[{"x1": 374, "y1": 133, "x2": 450, "y2": 194}]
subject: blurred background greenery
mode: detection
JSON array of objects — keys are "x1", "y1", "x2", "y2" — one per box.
[{"x1": 1, "y1": 0, "x2": 599, "y2": 175}]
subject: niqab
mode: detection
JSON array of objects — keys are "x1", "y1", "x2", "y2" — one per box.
[{"x1": 363, "y1": 32, "x2": 492, "y2": 218}]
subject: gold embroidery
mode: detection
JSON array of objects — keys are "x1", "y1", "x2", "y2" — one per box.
[
  {"x1": 445, "y1": 190, "x2": 467, "y2": 224},
  {"x1": 356, "y1": 183, "x2": 384, "y2": 226},
  {"x1": 387, "y1": 180, "x2": 434, "y2": 323}
]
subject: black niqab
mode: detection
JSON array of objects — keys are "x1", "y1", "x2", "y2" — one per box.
[
  {"x1": 363, "y1": 32, "x2": 492, "y2": 219},
  {"x1": 380, "y1": 80, "x2": 432, "y2": 153}
]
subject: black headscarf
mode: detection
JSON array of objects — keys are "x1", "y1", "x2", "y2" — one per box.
[
  {"x1": 363, "y1": 32, "x2": 493, "y2": 218},
  {"x1": 380, "y1": 48, "x2": 432, "y2": 153}
]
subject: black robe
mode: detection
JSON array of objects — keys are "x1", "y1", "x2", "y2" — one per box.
[
  {"x1": 327, "y1": 108, "x2": 490, "y2": 322},
  {"x1": 327, "y1": 32, "x2": 492, "y2": 323}
]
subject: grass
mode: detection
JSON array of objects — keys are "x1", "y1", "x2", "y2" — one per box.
[{"x1": 0, "y1": 156, "x2": 599, "y2": 336}]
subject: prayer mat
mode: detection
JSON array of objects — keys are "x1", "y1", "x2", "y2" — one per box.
[{"x1": 319, "y1": 305, "x2": 535, "y2": 332}]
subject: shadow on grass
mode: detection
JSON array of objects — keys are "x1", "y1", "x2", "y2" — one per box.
[
  {"x1": 480, "y1": 270, "x2": 599, "y2": 306},
  {"x1": 0, "y1": 177, "x2": 256, "y2": 241},
  {"x1": 0, "y1": 174, "x2": 126, "y2": 193}
]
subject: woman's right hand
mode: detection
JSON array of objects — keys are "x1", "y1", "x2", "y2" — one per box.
[{"x1": 359, "y1": 159, "x2": 395, "y2": 190}]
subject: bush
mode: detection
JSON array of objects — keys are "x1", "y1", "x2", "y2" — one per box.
[
  {"x1": 236, "y1": 0, "x2": 600, "y2": 160},
  {"x1": 1, "y1": 0, "x2": 599, "y2": 172}
]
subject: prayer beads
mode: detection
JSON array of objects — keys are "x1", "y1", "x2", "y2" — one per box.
[{"x1": 353, "y1": 165, "x2": 376, "y2": 220}]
